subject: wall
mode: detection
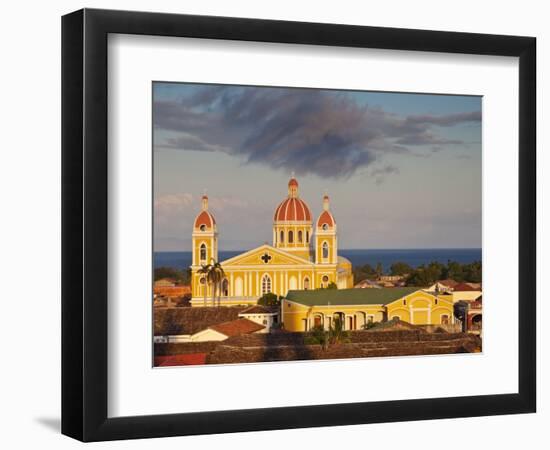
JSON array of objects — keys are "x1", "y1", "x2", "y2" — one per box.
[{"x1": 0, "y1": 1, "x2": 546, "y2": 449}]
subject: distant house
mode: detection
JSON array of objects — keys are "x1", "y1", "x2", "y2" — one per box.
[
  {"x1": 154, "y1": 278, "x2": 176, "y2": 287},
  {"x1": 354, "y1": 279, "x2": 382, "y2": 289},
  {"x1": 452, "y1": 282, "x2": 482, "y2": 302},
  {"x1": 238, "y1": 305, "x2": 279, "y2": 333},
  {"x1": 466, "y1": 295, "x2": 482, "y2": 335},
  {"x1": 426, "y1": 279, "x2": 459, "y2": 293},
  {"x1": 193, "y1": 318, "x2": 266, "y2": 342},
  {"x1": 154, "y1": 317, "x2": 265, "y2": 343}
]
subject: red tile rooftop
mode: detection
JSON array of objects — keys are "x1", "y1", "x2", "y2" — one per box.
[
  {"x1": 154, "y1": 354, "x2": 207, "y2": 366},
  {"x1": 209, "y1": 318, "x2": 265, "y2": 337}
]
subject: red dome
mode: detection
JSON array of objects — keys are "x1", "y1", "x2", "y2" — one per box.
[
  {"x1": 288, "y1": 178, "x2": 298, "y2": 187},
  {"x1": 274, "y1": 197, "x2": 312, "y2": 222},
  {"x1": 317, "y1": 210, "x2": 335, "y2": 228},
  {"x1": 194, "y1": 210, "x2": 216, "y2": 229}
]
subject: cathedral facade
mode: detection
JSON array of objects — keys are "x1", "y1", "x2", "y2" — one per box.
[{"x1": 190, "y1": 177, "x2": 354, "y2": 306}]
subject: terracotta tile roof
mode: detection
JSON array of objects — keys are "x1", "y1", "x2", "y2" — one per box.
[
  {"x1": 154, "y1": 354, "x2": 207, "y2": 366},
  {"x1": 238, "y1": 305, "x2": 277, "y2": 315},
  {"x1": 209, "y1": 318, "x2": 265, "y2": 337},
  {"x1": 453, "y1": 282, "x2": 481, "y2": 292},
  {"x1": 437, "y1": 279, "x2": 459, "y2": 288}
]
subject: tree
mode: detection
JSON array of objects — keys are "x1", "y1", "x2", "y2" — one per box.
[
  {"x1": 154, "y1": 266, "x2": 186, "y2": 284},
  {"x1": 326, "y1": 282, "x2": 337, "y2": 290},
  {"x1": 328, "y1": 317, "x2": 350, "y2": 345},
  {"x1": 375, "y1": 262, "x2": 384, "y2": 278},
  {"x1": 353, "y1": 263, "x2": 377, "y2": 282},
  {"x1": 305, "y1": 325, "x2": 330, "y2": 350},
  {"x1": 258, "y1": 292, "x2": 280, "y2": 306},
  {"x1": 196, "y1": 264, "x2": 211, "y2": 307},
  {"x1": 453, "y1": 300, "x2": 469, "y2": 332},
  {"x1": 390, "y1": 261, "x2": 413, "y2": 276},
  {"x1": 208, "y1": 259, "x2": 226, "y2": 307}
]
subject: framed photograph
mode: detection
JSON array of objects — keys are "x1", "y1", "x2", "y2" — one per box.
[{"x1": 62, "y1": 8, "x2": 536, "y2": 442}]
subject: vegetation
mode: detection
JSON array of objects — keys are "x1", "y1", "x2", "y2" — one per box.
[
  {"x1": 353, "y1": 263, "x2": 378, "y2": 282},
  {"x1": 326, "y1": 282, "x2": 338, "y2": 290},
  {"x1": 406, "y1": 260, "x2": 482, "y2": 286},
  {"x1": 195, "y1": 259, "x2": 226, "y2": 307},
  {"x1": 362, "y1": 321, "x2": 378, "y2": 330},
  {"x1": 154, "y1": 266, "x2": 191, "y2": 284},
  {"x1": 353, "y1": 260, "x2": 482, "y2": 286},
  {"x1": 390, "y1": 262, "x2": 413, "y2": 276},
  {"x1": 305, "y1": 318, "x2": 350, "y2": 350},
  {"x1": 258, "y1": 292, "x2": 281, "y2": 306},
  {"x1": 453, "y1": 300, "x2": 469, "y2": 332}
]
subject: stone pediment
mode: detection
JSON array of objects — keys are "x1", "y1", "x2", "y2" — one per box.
[{"x1": 221, "y1": 244, "x2": 312, "y2": 267}]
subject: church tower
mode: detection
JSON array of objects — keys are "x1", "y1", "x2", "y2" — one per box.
[
  {"x1": 192, "y1": 194, "x2": 218, "y2": 266},
  {"x1": 315, "y1": 194, "x2": 338, "y2": 267},
  {"x1": 273, "y1": 177, "x2": 313, "y2": 261}
]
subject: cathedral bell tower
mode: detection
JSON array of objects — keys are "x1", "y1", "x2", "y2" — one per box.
[
  {"x1": 315, "y1": 194, "x2": 338, "y2": 266},
  {"x1": 191, "y1": 194, "x2": 218, "y2": 266}
]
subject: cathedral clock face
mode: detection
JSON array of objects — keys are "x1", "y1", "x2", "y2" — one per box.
[{"x1": 261, "y1": 252, "x2": 272, "y2": 264}]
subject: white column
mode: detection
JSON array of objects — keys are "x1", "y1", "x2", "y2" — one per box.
[
  {"x1": 230, "y1": 272, "x2": 234, "y2": 297},
  {"x1": 284, "y1": 272, "x2": 288, "y2": 295},
  {"x1": 256, "y1": 272, "x2": 260, "y2": 296}
]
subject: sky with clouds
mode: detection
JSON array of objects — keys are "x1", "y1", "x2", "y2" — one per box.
[{"x1": 153, "y1": 82, "x2": 481, "y2": 251}]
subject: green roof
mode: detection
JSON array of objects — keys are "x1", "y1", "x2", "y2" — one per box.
[{"x1": 285, "y1": 287, "x2": 420, "y2": 306}]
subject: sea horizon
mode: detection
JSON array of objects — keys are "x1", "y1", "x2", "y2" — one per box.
[{"x1": 154, "y1": 248, "x2": 481, "y2": 273}]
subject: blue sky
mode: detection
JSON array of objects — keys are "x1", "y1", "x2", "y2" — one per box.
[{"x1": 153, "y1": 82, "x2": 481, "y2": 251}]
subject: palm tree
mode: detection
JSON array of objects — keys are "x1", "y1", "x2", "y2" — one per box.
[
  {"x1": 328, "y1": 317, "x2": 350, "y2": 346},
  {"x1": 197, "y1": 264, "x2": 211, "y2": 307},
  {"x1": 208, "y1": 259, "x2": 226, "y2": 307}
]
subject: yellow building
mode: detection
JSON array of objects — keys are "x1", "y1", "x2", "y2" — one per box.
[
  {"x1": 281, "y1": 287, "x2": 455, "y2": 331},
  {"x1": 190, "y1": 177, "x2": 354, "y2": 306}
]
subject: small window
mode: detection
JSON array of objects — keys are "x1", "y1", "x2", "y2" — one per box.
[
  {"x1": 288, "y1": 230, "x2": 294, "y2": 243},
  {"x1": 306, "y1": 231, "x2": 309, "y2": 243},
  {"x1": 263, "y1": 319, "x2": 268, "y2": 325},
  {"x1": 403, "y1": 299, "x2": 407, "y2": 305},
  {"x1": 298, "y1": 230, "x2": 303, "y2": 243},
  {"x1": 322, "y1": 223, "x2": 328, "y2": 231},
  {"x1": 280, "y1": 230, "x2": 284, "y2": 243},
  {"x1": 199, "y1": 224, "x2": 206, "y2": 231},
  {"x1": 322, "y1": 242, "x2": 329, "y2": 259},
  {"x1": 435, "y1": 299, "x2": 438, "y2": 305},
  {"x1": 200, "y1": 243, "x2": 207, "y2": 261},
  {"x1": 322, "y1": 275, "x2": 329, "y2": 282}
]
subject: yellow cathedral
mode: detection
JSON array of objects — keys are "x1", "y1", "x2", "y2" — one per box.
[{"x1": 190, "y1": 177, "x2": 354, "y2": 306}]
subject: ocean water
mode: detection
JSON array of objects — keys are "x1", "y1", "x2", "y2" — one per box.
[{"x1": 154, "y1": 248, "x2": 481, "y2": 272}]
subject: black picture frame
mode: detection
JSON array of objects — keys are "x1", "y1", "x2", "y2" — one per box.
[{"x1": 62, "y1": 8, "x2": 536, "y2": 442}]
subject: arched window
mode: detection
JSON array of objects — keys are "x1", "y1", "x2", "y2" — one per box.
[
  {"x1": 261, "y1": 274, "x2": 272, "y2": 295},
  {"x1": 306, "y1": 231, "x2": 309, "y2": 243},
  {"x1": 298, "y1": 230, "x2": 303, "y2": 243},
  {"x1": 322, "y1": 223, "x2": 328, "y2": 231},
  {"x1": 280, "y1": 230, "x2": 284, "y2": 243},
  {"x1": 288, "y1": 230, "x2": 294, "y2": 243},
  {"x1": 322, "y1": 241, "x2": 329, "y2": 259},
  {"x1": 222, "y1": 279, "x2": 229, "y2": 297},
  {"x1": 200, "y1": 243, "x2": 207, "y2": 261},
  {"x1": 321, "y1": 275, "x2": 329, "y2": 288},
  {"x1": 199, "y1": 224, "x2": 206, "y2": 231},
  {"x1": 304, "y1": 277, "x2": 310, "y2": 290}
]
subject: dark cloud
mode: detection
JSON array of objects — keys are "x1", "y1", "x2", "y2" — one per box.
[
  {"x1": 405, "y1": 110, "x2": 481, "y2": 126},
  {"x1": 153, "y1": 85, "x2": 480, "y2": 178}
]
